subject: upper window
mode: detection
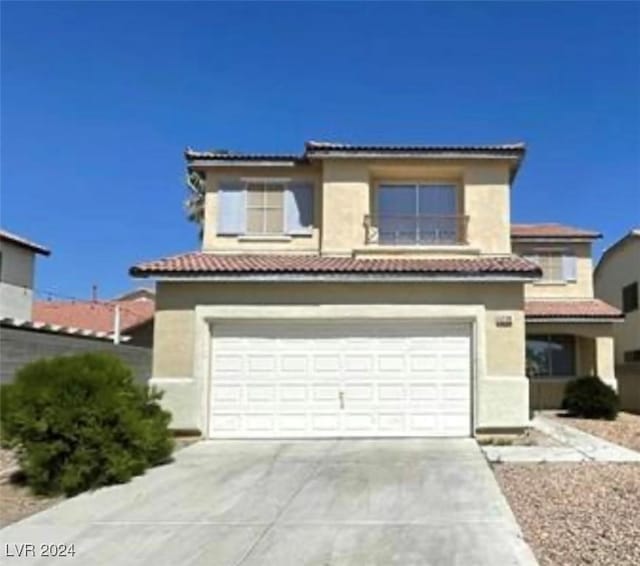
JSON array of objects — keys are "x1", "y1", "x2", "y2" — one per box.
[
  {"x1": 525, "y1": 251, "x2": 577, "y2": 283},
  {"x1": 376, "y1": 183, "x2": 462, "y2": 245},
  {"x1": 526, "y1": 334, "x2": 576, "y2": 378},
  {"x1": 622, "y1": 282, "x2": 638, "y2": 313},
  {"x1": 246, "y1": 183, "x2": 285, "y2": 235},
  {"x1": 217, "y1": 180, "x2": 313, "y2": 237}
]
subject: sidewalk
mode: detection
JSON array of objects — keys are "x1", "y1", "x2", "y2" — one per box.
[{"x1": 482, "y1": 414, "x2": 640, "y2": 463}]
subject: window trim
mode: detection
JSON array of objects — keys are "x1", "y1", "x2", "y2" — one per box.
[
  {"x1": 374, "y1": 180, "x2": 462, "y2": 217},
  {"x1": 246, "y1": 181, "x2": 286, "y2": 236},
  {"x1": 524, "y1": 248, "x2": 577, "y2": 285},
  {"x1": 216, "y1": 177, "x2": 315, "y2": 237},
  {"x1": 373, "y1": 180, "x2": 462, "y2": 245},
  {"x1": 526, "y1": 334, "x2": 577, "y2": 378}
]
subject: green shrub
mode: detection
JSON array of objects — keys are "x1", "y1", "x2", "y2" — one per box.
[
  {"x1": 562, "y1": 376, "x2": 619, "y2": 420},
  {"x1": 0, "y1": 352, "x2": 173, "y2": 496}
]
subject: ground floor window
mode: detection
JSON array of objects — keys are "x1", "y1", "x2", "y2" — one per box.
[{"x1": 526, "y1": 334, "x2": 576, "y2": 377}]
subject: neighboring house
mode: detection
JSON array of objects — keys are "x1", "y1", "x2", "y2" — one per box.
[
  {"x1": 594, "y1": 229, "x2": 640, "y2": 412},
  {"x1": 0, "y1": 229, "x2": 50, "y2": 320},
  {"x1": 33, "y1": 290, "x2": 155, "y2": 347},
  {"x1": 511, "y1": 224, "x2": 623, "y2": 410},
  {"x1": 130, "y1": 141, "x2": 620, "y2": 438}
]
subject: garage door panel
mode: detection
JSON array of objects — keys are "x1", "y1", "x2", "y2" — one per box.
[
  {"x1": 379, "y1": 414, "x2": 405, "y2": 431},
  {"x1": 214, "y1": 354, "x2": 243, "y2": 372},
  {"x1": 246, "y1": 384, "x2": 276, "y2": 402},
  {"x1": 278, "y1": 414, "x2": 307, "y2": 431},
  {"x1": 312, "y1": 383, "x2": 341, "y2": 401},
  {"x1": 212, "y1": 384, "x2": 243, "y2": 403},
  {"x1": 210, "y1": 321, "x2": 471, "y2": 438},
  {"x1": 210, "y1": 413, "x2": 241, "y2": 432},
  {"x1": 378, "y1": 384, "x2": 405, "y2": 401},
  {"x1": 279, "y1": 384, "x2": 307, "y2": 402},
  {"x1": 312, "y1": 413, "x2": 341, "y2": 431},
  {"x1": 313, "y1": 355, "x2": 341, "y2": 372},
  {"x1": 280, "y1": 355, "x2": 308, "y2": 372}
]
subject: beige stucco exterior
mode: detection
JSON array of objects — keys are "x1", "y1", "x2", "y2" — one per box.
[
  {"x1": 526, "y1": 321, "x2": 618, "y2": 409},
  {"x1": 594, "y1": 232, "x2": 640, "y2": 413},
  {"x1": 198, "y1": 158, "x2": 514, "y2": 257},
  {"x1": 513, "y1": 241, "x2": 594, "y2": 299},
  {"x1": 152, "y1": 280, "x2": 529, "y2": 433},
  {"x1": 202, "y1": 165, "x2": 323, "y2": 253},
  {"x1": 142, "y1": 145, "x2": 624, "y2": 432}
]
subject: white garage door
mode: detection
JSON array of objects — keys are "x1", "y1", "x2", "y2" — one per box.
[{"x1": 209, "y1": 321, "x2": 472, "y2": 438}]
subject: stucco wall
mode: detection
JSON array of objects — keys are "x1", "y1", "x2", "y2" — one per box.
[
  {"x1": 514, "y1": 241, "x2": 594, "y2": 299},
  {"x1": 617, "y1": 365, "x2": 640, "y2": 414},
  {"x1": 526, "y1": 321, "x2": 618, "y2": 410},
  {"x1": 595, "y1": 237, "x2": 640, "y2": 364},
  {"x1": 152, "y1": 280, "x2": 528, "y2": 432},
  {"x1": 0, "y1": 240, "x2": 36, "y2": 320},
  {"x1": 196, "y1": 159, "x2": 514, "y2": 257},
  {"x1": 463, "y1": 164, "x2": 511, "y2": 254},
  {"x1": 201, "y1": 165, "x2": 322, "y2": 253}
]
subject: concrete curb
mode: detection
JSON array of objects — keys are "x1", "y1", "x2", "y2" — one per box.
[
  {"x1": 533, "y1": 415, "x2": 640, "y2": 463},
  {"x1": 483, "y1": 416, "x2": 640, "y2": 463}
]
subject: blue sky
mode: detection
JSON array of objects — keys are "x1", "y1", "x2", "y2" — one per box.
[{"x1": 2, "y1": 2, "x2": 639, "y2": 300}]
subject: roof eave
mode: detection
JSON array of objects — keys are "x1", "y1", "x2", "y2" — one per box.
[
  {"x1": 526, "y1": 316, "x2": 624, "y2": 323},
  {"x1": 304, "y1": 149, "x2": 524, "y2": 160},
  {"x1": 187, "y1": 158, "x2": 304, "y2": 168},
  {"x1": 511, "y1": 235, "x2": 602, "y2": 242},
  {"x1": 130, "y1": 271, "x2": 540, "y2": 282},
  {"x1": 0, "y1": 236, "x2": 51, "y2": 256}
]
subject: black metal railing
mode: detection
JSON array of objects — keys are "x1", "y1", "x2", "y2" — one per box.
[{"x1": 364, "y1": 214, "x2": 469, "y2": 245}]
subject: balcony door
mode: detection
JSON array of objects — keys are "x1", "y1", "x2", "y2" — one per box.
[{"x1": 377, "y1": 183, "x2": 458, "y2": 245}]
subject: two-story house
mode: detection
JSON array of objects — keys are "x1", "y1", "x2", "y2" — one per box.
[
  {"x1": 512, "y1": 224, "x2": 623, "y2": 410},
  {"x1": 131, "y1": 141, "x2": 621, "y2": 437},
  {"x1": 595, "y1": 229, "x2": 640, "y2": 411}
]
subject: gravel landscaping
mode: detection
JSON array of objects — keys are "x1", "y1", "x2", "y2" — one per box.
[
  {"x1": 495, "y1": 462, "x2": 640, "y2": 566},
  {"x1": 551, "y1": 411, "x2": 640, "y2": 453}
]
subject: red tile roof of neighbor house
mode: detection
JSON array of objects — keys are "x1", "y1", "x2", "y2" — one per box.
[
  {"x1": 511, "y1": 223, "x2": 601, "y2": 239},
  {"x1": 525, "y1": 299, "x2": 623, "y2": 319},
  {"x1": 130, "y1": 253, "x2": 541, "y2": 278},
  {"x1": 33, "y1": 298, "x2": 154, "y2": 333},
  {"x1": 0, "y1": 229, "x2": 51, "y2": 255}
]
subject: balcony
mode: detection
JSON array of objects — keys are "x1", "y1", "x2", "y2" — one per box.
[{"x1": 364, "y1": 214, "x2": 469, "y2": 246}]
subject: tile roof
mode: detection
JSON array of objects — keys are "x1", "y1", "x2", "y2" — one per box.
[
  {"x1": 185, "y1": 141, "x2": 526, "y2": 162},
  {"x1": 185, "y1": 149, "x2": 305, "y2": 162},
  {"x1": 33, "y1": 298, "x2": 154, "y2": 333},
  {"x1": 130, "y1": 252, "x2": 541, "y2": 278},
  {"x1": 525, "y1": 299, "x2": 622, "y2": 320},
  {"x1": 0, "y1": 229, "x2": 51, "y2": 255},
  {"x1": 511, "y1": 223, "x2": 601, "y2": 239},
  {"x1": 305, "y1": 141, "x2": 526, "y2": 154}
]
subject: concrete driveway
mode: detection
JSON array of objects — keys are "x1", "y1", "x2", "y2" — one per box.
[{"x1": 0, "y1": 439, "x2": 537, "y2": 565}]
